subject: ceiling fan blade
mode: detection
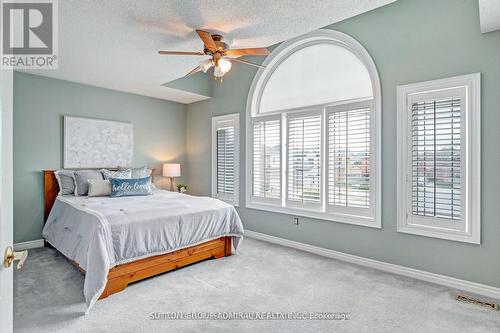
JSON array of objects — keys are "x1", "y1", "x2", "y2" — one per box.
[
  {"x1": 231, "y1": 58, "x2": 265, "y2": 69},
  {"x1": 226, "y1": 48, "x2": 270, "y2": 58},
  {"x1": 185, "y1": 66, "x2": 202, "y2": 77},
  {"x1": 158, "y1": 51, "x2": 205, "y2": 56},
  {"x1": 196, "y1": 29, "x2": 217, "y2": 51}
]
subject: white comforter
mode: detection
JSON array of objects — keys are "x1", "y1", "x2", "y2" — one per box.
[{"x1": 42, "y1": 190, "x2": 244, "y2": 313}]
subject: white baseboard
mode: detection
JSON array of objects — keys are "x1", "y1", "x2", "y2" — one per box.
[
  {"x1": 14, "y1": 239, "x2": 44, "y2": 251},
  {"x1": 245, "y1": 230, "x2": 500, "y2": 300}
]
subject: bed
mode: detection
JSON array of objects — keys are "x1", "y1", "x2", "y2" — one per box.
[{"x1": 42, "y1": 170, "x2": 244, "y2": 313}]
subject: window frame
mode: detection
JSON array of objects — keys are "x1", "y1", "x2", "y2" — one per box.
[
  {"x1": 396, "y1": 73, "x2": 481, "y2": 244},
  {"x1": 211, "y1": 113, "x2": 240, "y2": 206},
  {"x1": 285, "y1": 108, "x2": 323, "y2": 211},
  {"x1": 245, "y1": 29, "x2": 381, "y2": 228},
  {"x1": 326, "y1": 99, "x2": 375, "y2": 220},
  {"x1": 249, "y1": 114, "x2": 282, "y2": 206}
]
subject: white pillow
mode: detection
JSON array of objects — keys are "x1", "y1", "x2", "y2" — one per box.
[
  {"x1": 101, "y1": 169, "x2": 132, "y2": 180},
  {"x1": 87, "y1": 180, "x2": 112, "y2": 197},
  {"x1": 118, "y1": 166, "x2": 151, "y2": 178}
]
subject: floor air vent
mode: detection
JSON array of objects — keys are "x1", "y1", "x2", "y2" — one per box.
[{"x1": 455, "y1": 294, "x2": 499, "y2": 311}]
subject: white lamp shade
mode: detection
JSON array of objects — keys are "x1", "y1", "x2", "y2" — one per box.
[
  {"x1": 163, "y1": 163, "x2": 181, "y2": 177},
  {"x1": 199, "y1": 59, "x2": 213, "y2": 73}
]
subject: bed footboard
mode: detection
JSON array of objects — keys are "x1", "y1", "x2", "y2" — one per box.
[{"x1": 99, "y1": 236, "x2": 232, "y2": 299}]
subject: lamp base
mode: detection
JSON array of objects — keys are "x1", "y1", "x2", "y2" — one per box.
[{"x1": 169, "y1": 177, "x2": 176, "y2": 192}]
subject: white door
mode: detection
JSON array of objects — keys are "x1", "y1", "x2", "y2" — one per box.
[{"x1": 0, "y1": 68, "x2": 14, "y2": 333}]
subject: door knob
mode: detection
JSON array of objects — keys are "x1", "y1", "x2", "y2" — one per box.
[{"x1": 4, "y1": 246, "x2": 28, "y2": 269}]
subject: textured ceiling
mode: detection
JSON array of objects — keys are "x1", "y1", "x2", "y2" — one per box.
[
  {"x1": 479, "y1": 0, "x2": 500, "y2": 33},
  {"x1": 22, "y1": 0, "x2": 396, "y2": 104}
]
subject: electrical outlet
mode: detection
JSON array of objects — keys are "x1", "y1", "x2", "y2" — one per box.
[{"x1": 293, "y1": 217, "x2": 299, "y2": 225}]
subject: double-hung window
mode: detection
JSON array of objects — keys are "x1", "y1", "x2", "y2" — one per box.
[
  {"x1": 246, "y1": 30, "x2": 381, "y2": 228},
  {"x1": 212, "y1": 113, "x2": 239, "y2": 206},
  {"x1": 397, "y1": 74, "x2": 480, "y2": 243}
]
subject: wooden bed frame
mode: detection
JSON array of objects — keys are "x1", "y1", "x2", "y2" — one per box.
[{"x1": 43, "y1": 170, "x2": 231, "y2": 300}]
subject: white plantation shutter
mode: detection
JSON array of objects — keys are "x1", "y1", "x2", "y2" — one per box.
[
  {"x1": 212, "y1": 114, "x2": 239, "y2": 205},
  {"x1": 328, "y1": 105, "x2": 370, "y2": 208},
  {"x1": 217, "y1": 127, "x2": 235, "y2": 195},
  {"x1": 411, "y1": 98, "x2": 461, "y2": 220},
  {"x1": 397, "y1": 74, "x2": 480, "y2": 244},
  {"x1": 287, "y1": 113, "x2": 321, "y2": 205},
  {"x1": 252, "y1": 118, "x2": 281, "y2": 200}
]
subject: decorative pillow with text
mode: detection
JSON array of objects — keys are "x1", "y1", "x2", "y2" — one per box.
[{"x1": 109, "y1": 177, "x2": 152, "y2": 197}]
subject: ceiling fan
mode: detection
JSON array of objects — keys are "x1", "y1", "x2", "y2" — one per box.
[{"x1": 159, "y1": 29, "x2": 270, "y2": 79}]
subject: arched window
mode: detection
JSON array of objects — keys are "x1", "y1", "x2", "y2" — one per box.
[{"x1": 246, "y1": 30, "x2": 381, "y2": 228}]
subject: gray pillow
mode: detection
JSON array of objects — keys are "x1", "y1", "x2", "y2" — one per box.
[
  {"x1": 74, "y1": 170, "x2": 104, "y2": 196},
  {"x1": 87, "y1": 180, "x2": 112, "y2": 197},
  {"x1": 119, "y1": 166, "x2": 151, "y2": 178},
  {"x1": 101, "y1": 169, "x2": 131, "y2": 180},
  {"x1": 54, "y1": 170, "x2": 75, "y2": 195}
]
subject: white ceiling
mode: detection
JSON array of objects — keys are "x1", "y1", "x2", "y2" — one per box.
[
  {"x1": 479, "y1": 0, "x2": 500, "y2": 33},
  {"x1": 22, "y1": 0, "x2": 396, "y2": 104}
]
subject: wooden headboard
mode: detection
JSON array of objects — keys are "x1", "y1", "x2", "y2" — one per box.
[
  {"x1": 43, "y1": 170, "x2": 59, "y2": 223},
  {"x1": 43, "y1": 169, "x2": 156, "y2": 224}
]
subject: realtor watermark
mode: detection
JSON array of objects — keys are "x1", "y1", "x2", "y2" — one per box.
[
  {"x1": 1, "y1": 0, "x2": 58, "y2": 69},
  {"x1": 149, "y1": 311, "x2": 351, "y2": 321}
]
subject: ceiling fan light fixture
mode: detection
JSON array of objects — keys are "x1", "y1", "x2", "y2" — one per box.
[
  {"x1": 217, "y1": 58, "x2": 232, "y2": 73},
  {"x1": 213, "y1": 66, "x2": 225, "y2": 78},
  {"x1": 199, "y1": 59, "x2": 213, "y2": 72}
]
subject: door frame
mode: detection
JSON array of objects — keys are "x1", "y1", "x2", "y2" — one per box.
[{"x1": 0, "y1": 68, "x2": 14, "y2": 333}]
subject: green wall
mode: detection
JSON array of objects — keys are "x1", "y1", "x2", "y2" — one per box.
[
  {"x1": 14, "y1": 72, "x2": 187, "y2": 243},
  {"x1": 186, "y1": 0, "x2": 500, "y2": 287}
]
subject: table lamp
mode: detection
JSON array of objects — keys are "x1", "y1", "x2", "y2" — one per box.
[{"x1": 162, "y1": 163, "x2": 180, "y2": 191}]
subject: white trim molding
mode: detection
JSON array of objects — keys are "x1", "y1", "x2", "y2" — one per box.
[
  {"x1": 396, "y1": 73, "x2": 481, "y2": 244},
  {"x1": 245, "y1": 29, "x2": 382, "y2": 229},
  {"x1": 245, "y1": 230, "x2": 500, "y2": 300},
  {"x1": 14, "y1": 239, "x2": 44, "y2": 251}
]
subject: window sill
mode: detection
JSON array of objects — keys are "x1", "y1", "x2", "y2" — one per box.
[
  {"x1": 397, "y1": 224, "x2": 479, "y2": 244},
  {"x1": 245, "y1": 201, "x2": 381, "y2": 228}
]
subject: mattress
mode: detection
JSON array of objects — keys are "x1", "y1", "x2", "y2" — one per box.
[{"x1": 42, "y1": 189, "x2": 244, "y2": 313}]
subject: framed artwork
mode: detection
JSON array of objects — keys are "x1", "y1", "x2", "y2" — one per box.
[{"x1": 64, "y1": 116, "x2": 133, "y2": 168}]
